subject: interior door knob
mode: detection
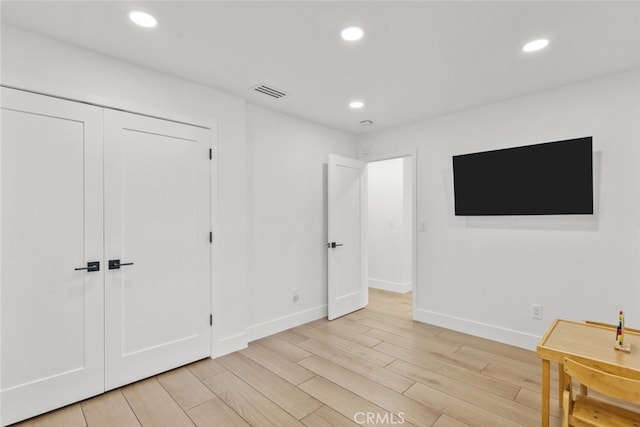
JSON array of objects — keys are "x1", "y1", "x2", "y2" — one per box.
[{"x1": 327, "y1": 242, "x2": 344, "y2": 249}]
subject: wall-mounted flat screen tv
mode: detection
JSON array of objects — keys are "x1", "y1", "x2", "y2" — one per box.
[{"x1": 453, "y1": 137, "x2": 593, "y2": 216}]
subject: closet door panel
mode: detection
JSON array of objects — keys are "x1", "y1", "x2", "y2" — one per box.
[
  {"x1": 1, "y1": 88, "x2": 104, "y2": 425},
  {"x1": 104, "y1": 110, "x2": 211, "y2": 390}
]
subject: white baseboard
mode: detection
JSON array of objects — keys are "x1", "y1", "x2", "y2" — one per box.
[
  {"x1": 415, "y1": 308, "x2": 540, "y2": 351},
  {"x1": 369, "y1": 278, "x2": 412, "y2": 294},
  {"x1": 212, "y1": 331, "x2": 248, "y2": 358},
  {"x1": 248, "y1": 304, "x2": 327, "y2": 342}
]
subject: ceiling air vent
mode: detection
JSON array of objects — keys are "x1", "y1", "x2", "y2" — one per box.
[{"x1": 251, "y1": 83, "x2": 288, "y2": 99}]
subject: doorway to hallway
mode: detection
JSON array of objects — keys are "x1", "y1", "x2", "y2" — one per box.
[{"x1": 367, "y1": 156, "x2": 414, "y2": 315}]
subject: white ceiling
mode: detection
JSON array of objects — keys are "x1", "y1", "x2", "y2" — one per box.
[{"x1": 2, "y1": 1, "x2": 639, "y2": 134}]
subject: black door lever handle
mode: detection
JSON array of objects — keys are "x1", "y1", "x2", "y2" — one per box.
[
  {"x1": 327, "y1": 242, "x2": 344, "y2": 249},
  {"x1": 75, "y1": 261, "x2": 100, "y2": 272},
  {"x1": 108, "y1": 259, "x2": 134, "y2": 270}
]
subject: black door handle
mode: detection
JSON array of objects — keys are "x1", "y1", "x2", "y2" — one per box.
[
  {"x1": 108, "y1": 259, "x2": 135, "y2": 270},
  {"x1": 327, "y1": 242, "x2": 344, "y2": 249},
  {"x1": 75, "y1": 261, "x2": 100, "y2": 272}
]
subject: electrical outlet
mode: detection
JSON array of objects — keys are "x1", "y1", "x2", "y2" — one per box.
[
  {"x1": 292, "y1": 288, "x2": 299, "y2": 302},
  {"x1": 420, "y1": 221, "x2": 427, "y2": 232},
  {"x1": 531, "y1": 304, "x2": 543, "y2": 320}
]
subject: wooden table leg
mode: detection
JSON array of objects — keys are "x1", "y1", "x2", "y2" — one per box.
[
  {"x1": 558, "y1": 363, "x2": 564, "y2": 407},
  {"x1": 541, "y1": 359, "x2": 550, "y2": 427}
]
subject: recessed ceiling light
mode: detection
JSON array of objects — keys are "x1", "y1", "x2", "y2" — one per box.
[
  {"x1": 349, "y1": 101, "x2": 364, "y2": 109},
  {"x1": 522, "y1": 38, "x2": 549, "y2": 53},
  {"x1": 341, "y1": 27, "x2": 364, "y2": 41},
  {"x1": 129, "y1": 11, "x2": 157, "y2": 28}
]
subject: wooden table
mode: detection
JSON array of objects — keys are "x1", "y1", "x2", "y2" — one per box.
[{"x1": 536, "y1": 319, "x2": 640, "y2": 427}]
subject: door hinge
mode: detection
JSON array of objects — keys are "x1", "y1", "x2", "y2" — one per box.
[
  {"x1": 209, "y1": 148, "x2": 212, "y2": 160},
  {"x1": 209, "y1": 232, "x2": 213, "y2": 243},
  {"x1": 209, "y1": 314, "x2": 213, "y2": 326}
]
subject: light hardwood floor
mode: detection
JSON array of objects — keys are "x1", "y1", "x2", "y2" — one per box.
[{"x1": 13, "y1": 289, "x2": 562, "y2": 427}]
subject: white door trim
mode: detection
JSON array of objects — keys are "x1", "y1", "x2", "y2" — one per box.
[{"x1": 0, "y1": 84, "x2": 209, "y2": 130}]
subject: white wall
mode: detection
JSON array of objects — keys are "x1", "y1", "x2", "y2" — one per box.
[
  {"x1": 368, "y1": 158, "x2": 412, "y2": 293},
  {"x1": 246, "y1": 104, "x2": 357, "y2": 340},
  {"x1": 359, "y1": 69, "x2": 640, "y2": 349},
  {"x1": 0, "y1": 25, "x2": 249, "y2": 357}
]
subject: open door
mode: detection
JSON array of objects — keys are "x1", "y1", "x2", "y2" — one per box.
[{"x1": 327, "y1": 154, "x2": 367, "y2": 320}]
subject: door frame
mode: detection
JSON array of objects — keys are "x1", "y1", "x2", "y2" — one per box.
[{"x1": 362, "y1": 150, "x2": 417, "y2": 320}]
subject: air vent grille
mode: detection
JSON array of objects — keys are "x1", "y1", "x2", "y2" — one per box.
[{"x1": 251, "y1": 84, "x2": 287, "y2": 99}]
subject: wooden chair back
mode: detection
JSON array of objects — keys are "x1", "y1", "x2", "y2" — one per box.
[{"x1": 564, "y1": 356, "x2": 640, "y2": 404}]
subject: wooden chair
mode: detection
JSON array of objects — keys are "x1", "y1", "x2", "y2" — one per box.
[
  {"x1": 572, "y1": 321, "x2": 640, "y2": 396},
  {"x1": 562, "y1": 355, "x2": 640, "y2": 426}
]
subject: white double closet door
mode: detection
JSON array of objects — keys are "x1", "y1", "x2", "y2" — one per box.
[{"x1": 1, "y1": 88, "x2": 211, "y2": 425}]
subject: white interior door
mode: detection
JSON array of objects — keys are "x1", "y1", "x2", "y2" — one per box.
[
  {"x1": 104, "y1": 110, "x2": 211, "y2": 390},
  {"x1": 327, "y1": 154, "x2": 367, "y2": 320},
  {"x1": 1, "y1": 88, "x2": 104, "y2": 425}
]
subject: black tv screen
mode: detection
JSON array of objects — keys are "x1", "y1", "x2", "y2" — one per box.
[{"x1": 453, "y1": 137, "x2": 593, "y2": 216}]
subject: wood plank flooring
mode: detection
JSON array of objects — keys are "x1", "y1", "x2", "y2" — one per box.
[{"x1": 13, "y1": 289, "x2": 563, "y2": 427}]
